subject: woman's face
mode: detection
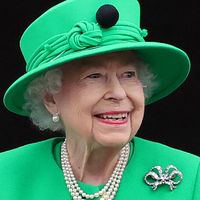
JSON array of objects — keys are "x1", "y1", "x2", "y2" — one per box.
[{"x1": 53, "y1": 51, "x2": 145, "y2": 147}]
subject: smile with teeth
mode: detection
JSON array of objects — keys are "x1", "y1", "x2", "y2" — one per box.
[
  {"x1": 98, "y1": 113, "x2": 128, "y2": 120},
  {"x1": 94, "y1": 112, "x2": 129, "y2": 125}
]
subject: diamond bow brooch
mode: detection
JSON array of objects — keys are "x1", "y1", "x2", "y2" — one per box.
[{"x1": 144, "y1": 165, "x2": 183, "y2": 191}]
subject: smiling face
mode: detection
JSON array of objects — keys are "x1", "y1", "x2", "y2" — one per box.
[{"x1": 47, "y1": 51, "x2": 145, "y2": 148}]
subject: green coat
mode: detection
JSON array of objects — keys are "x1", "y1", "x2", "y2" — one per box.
[{"x1": 0, "y1": 137, "x2": 199, "y2": 199}]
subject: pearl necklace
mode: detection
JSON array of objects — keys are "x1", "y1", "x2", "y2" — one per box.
[{"x1": 61, "y1": 140, "x2": 130, "y2": 200}]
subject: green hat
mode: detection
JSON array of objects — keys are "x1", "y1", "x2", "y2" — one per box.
[{"x1": 3, "y1": 0, "x2": 190, "y2": 116}]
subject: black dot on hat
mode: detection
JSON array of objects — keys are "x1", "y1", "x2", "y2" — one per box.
[{"x1": 96, "y1": 4, "x2": 119, "y2": 28}]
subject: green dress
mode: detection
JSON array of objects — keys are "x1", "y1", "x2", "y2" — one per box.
[{"x1": 0, "y1": 137, "x2": 199, "y2": 199}]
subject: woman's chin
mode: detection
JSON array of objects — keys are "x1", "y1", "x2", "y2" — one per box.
[{"x1": 93, "y1": 131, "x2": 132, "y2": 148}]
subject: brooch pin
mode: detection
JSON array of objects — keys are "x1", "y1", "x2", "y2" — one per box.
[{"x1": 144, "y1": 165, "x2": 183, "y2": 191}]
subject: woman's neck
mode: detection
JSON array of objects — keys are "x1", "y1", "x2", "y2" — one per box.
[{"x1": 66, "y1": 138, "x2": 122, "y2": 186}]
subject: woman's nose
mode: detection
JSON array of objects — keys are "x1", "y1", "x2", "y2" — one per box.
[{"x1": 104, "y1": 76, "x2": 126, "y2": 101}]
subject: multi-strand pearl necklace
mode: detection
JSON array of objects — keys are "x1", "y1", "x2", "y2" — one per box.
[{"x1": 61, "y1": 140, "x2": 130, "y2": 200}]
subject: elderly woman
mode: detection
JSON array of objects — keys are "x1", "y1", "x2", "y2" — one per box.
[{"x1": 1, "y1": 0, "x2": 199, "y2": 199}]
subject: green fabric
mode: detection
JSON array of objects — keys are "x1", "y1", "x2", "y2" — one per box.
[
  {"x1": 0, "y1": 137, "x2": 199, "y2": 199},
  {"x1": 3, "y1": 0, "x2": 190, "y2": 116}
]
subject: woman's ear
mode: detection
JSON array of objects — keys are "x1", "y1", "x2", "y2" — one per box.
[{"x1": 43, "y1": 92, "x2": 58, "y2": 115}]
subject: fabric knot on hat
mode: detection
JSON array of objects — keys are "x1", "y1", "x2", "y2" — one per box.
[
  {"x1": 27, "y1": 21, "x2": 148, "y2": 72},
  {"x1": 44, "y1": 44, "x2": 53, "y2": 52},
  {"x1": 67, "y1": 21, "x2": 102, "y2": 50},
  {"x1": 140, "y1": 29, "x2": 148, "y2": 38}
]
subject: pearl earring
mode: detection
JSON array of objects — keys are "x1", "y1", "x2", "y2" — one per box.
[{"x1": 52, "y1": 113, "x2": 60, "y2": 123}]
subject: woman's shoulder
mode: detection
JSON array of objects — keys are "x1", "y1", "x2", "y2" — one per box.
[
  {"x1": 134, "y1": 136, "x2": 200, "y2": 162},
  {"x1": 0, "y1": 137, "x2": 64, "y2": 167}
]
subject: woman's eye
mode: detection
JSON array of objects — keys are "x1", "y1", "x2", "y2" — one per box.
[
  {"x1": 122, "y1": 71, "x2": 136, "y2": 78},
  {"x1": 87, "y1": 73, "x2": 102, "y2": 79}
]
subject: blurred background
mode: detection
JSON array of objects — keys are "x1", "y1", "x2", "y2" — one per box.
[{"x1": 1, "y1": 0, "x2": 199, "y2": 155}]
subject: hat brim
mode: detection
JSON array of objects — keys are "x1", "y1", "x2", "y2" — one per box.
[{"x1": 3, "y1": 41, "x2": 190, "y2": 116}]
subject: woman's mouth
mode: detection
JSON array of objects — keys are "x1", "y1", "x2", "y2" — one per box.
[{"x1": 94, "y1": 112, "x2": 129, "y2": 125}]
